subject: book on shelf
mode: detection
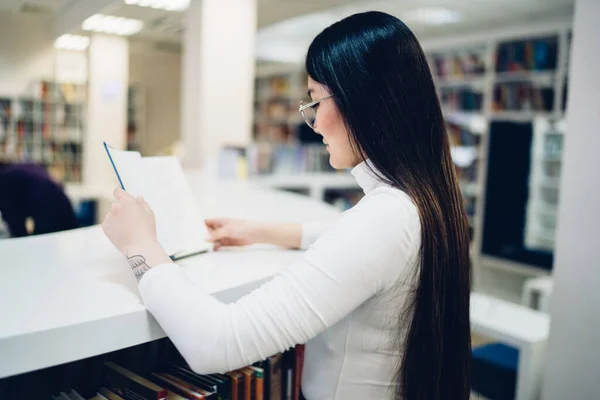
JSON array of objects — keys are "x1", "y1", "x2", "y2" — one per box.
[
  {"x1": 291, "y1": 345, "x2": 304, "y2": 400},
  {"x1": 264, "y1": 353, "x2": 283, "y2": 400},
  {"x1": 249, "y1": 366, "x2": 265, "y2": 400},
  {"x1": 98, "y1": 387, "x2": 126, "y2": 400},
  {"x1": 162, "y1": 363, "x2": 224, "y2": 399},
  {"x1": 495, "y1": 37, "x2": 558, "y2": 72},
  {"x1": 429, "y1": 50, "x2": 487, "y2": 78},
  {"x1": 150, "y1": 372, "x2": 214, "y2": 399},
  {"x1": 225, "y1": 370, "x2": 245, "y2": 400},
  {"x1": 492, "y1": 82, "x2": 554, "y2": 112},
  {"x1": 103, "y1": 361, "x2": 169, "y2": 400},
  {"x1": 21, "y1": 341, "x2": 304, "y2": 400},
  {"x1": 238, "y1": 367, "x2": 255, "y2": 400},
  {"x1": 104, "y1": 142, "x2": 212, "y2": 260},
  {"x1": 53, "y1": 390, "x2": 87, "y2": 400}
]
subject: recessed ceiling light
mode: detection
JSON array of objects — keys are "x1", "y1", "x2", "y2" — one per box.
[
  {"x1": 82, "y1": 14, "x2": 144, "y2": 36},
  {"x1": 124, "y1": 0, "x2": 190, "y2": 12},
  {"x1": 54, "y1": 34, "x2": 90, "y2": 51},
  {"x1": 402, "y1": 7, "x2": 463, "y2": 26}
]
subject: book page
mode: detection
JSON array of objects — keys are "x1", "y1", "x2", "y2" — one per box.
[
  {"x1": 139, "y1": 156, "x2": 210, "y2": 256},
  {"x1": 105, "y1": 145, "x2": 209, "y2": 256}
]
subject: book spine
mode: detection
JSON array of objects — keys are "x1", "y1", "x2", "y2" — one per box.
[
  {"x1": 251, "y1": 367, "x2": 264, "y2": 400},
  {"x1": 292, "y1": 345, "x2": 305, "y2": 400},
  {"x1": 103, "y1": 362, "x2": 168, "y2": 400},
  {"x1": 269, "y1": 354, "x2": 282, "y2": 400}
]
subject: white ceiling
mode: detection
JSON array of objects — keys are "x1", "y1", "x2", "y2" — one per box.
[
  {"x1": 256, "y1": 0, "x2": 575, "y2": 63},
  {"x1": 0, "y1": 0, "x2": 67, "y2": 13},
  {"x1": 0, "y1": 0, "x2": 575, "y2": 58}
]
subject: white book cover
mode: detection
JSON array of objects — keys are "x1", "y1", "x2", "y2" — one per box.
[{"x1": 104, "y1": 142, "x2": 212, "y2": 259}]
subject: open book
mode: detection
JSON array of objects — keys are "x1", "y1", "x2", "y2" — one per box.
[{"x1": 104, "y1": 142, "x2": 212, "y2": 260}]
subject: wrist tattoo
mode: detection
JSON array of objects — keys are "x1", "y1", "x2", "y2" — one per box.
[{"x1": 127, "y1": 254, "x2": 152, "y2": 276}]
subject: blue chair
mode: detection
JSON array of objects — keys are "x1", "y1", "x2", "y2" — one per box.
[{"x1": 472, "y1": 343, "x2": 519, "y2": 400}]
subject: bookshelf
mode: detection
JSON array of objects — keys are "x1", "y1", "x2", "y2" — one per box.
[
  {"x1": 0, "y1": 81, "x2": 86, "y2": 183},
  {"x1": 427, "y1": 44, "x2": 489, "y2": 250},
  {"x1": 425, "y1": 22, "x2": 571, "y2": 301},
  {"x1": 253, "y1": 66, "x2": 306, "y2": 143},
  {"x1": 251, "y1": 63, "x2": 362, "y2": 210},
  {"x1": 524, "y1": 118, "x2": 565, "y2": 252}
]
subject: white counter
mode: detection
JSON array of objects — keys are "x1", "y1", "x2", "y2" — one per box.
[
  {"x1": 0, "y1": 179, "x2": 341, "y2": 379},
  {"x1": 1, "y1": 176, "x2": 550, "y2": 400}
]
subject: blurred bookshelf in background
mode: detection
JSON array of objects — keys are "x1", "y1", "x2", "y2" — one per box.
[
  {"x1": 0, "y1": 80, "x2": 86, "y2": 183},
  {"x1": 242, "y1": 64, "x2": 363, "y2": 210},
  {"x1": 127, "y1": 85, "x2": 146, "y2": 152}
]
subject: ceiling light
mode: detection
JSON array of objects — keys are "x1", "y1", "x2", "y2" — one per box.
[
  {"x1": 82, "y1": 14, "x2": 144, "y2": 36},
  {"x1": 402, "y1": 7, "x2": 462, "y2": 26},
  {"x1": 124, "y1": 0, "x2": 190, "y2": 12},
  {"x1": 54, "y1": 34, "x2": 90, "y2": 51}
]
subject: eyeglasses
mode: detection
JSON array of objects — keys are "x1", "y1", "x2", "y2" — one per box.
[{"x1": 299, "y1": 94, "x2": 334, "y2": 130}]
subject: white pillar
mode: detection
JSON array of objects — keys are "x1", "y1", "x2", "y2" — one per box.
[
  {"x1": 181, "y1": 0, "x2": 257, "y2": 169},
  {"x1": 542, "y1": 1, "x2": 600, "y2": 399},
  {"x1": 83, "y1": 34, "x2": 128, "y2": 187}
]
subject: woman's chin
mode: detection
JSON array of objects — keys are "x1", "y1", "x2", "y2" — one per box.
[{"x1": 328, "y1": 154, "x2": 350, "y2": 170}]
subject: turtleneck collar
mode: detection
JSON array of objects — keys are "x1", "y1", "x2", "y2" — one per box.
[{"x1": 350, "y1": 159, "x2": 386, "y2": 194}]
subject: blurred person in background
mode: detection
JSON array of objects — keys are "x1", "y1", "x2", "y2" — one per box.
[{"x1": 0, "y1": 162, "x2": 77, "y2": 237}]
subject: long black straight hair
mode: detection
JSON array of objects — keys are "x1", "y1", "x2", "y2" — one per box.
[{"x1": 306, "y1": 11, "x2": 471, "y2": 400}]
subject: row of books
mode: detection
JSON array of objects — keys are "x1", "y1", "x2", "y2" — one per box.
[
  {"x1": 39, "y1": 81, "x2": 87, "y2": 104},
  {"x1": 429, "y1": 51, "x2": 487, "y2": 78},
  {"x1": 447, "y1": 123, "x2": 481, "y2": 147},
  {"x1": 0, "y1": 97, "x2": 84, "y2": 132},
  {"x1": 256, "y1": 100, "x2": 302, "y2": 122},
  {"x1": 495, "y1": 37, "x2": 558, "y2": 72},
  {"x1": 0, "y1": 142, "x2": 81, "y2": 160},
  {"x1": 255, "y1": 75, "x2": 301, "y2": 100},
  {"x1": 440, "y1": 88, "x2": 484, "y2": 112},
  {"x1": 51, "y1": 345, "x2": 305, "y2": 400},
  {"x1": 254, "y1": 123, "x2": 296, "y2": 143},
  {"x1": 456, "y1": 165, "x2": 478, "y2": 185},
  {"x1": 246, "y1": 143, "x2": 335, "y2": 175},
  {"x1": 492, "y1": 83, "x2": 554, "y2": 112}
]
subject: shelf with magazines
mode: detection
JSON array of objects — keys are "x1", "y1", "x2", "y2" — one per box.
[
  {"x1": 0, "y1": 80, "x2": 86, "y2": 183},
  {"x1": 0, "y1": 336, "x2": 305, "y2": 400}
]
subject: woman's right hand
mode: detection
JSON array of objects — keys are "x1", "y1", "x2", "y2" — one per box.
[{"x1": 205, "y1": 218, "x2": 262, "y2": 250}]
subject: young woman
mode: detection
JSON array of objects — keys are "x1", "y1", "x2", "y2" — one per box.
[{"x1": 102, "y1": 11, "x2": 471, "y2": 400}]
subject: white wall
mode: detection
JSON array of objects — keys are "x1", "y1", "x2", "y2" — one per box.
[
  {"x1": 542, "y1": 0, "x2": 600, "y2": 398},
  {"x1": 0, "y1": 12, "x2": 55, "y2": 96},
  {"x1": 129, "y1": 44, "x2": 182, "y2": 156}
]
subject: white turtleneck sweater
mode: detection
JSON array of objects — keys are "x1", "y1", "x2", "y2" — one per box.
[{"x1": 138, "y1": 160, "x2": 421, "y2": 400}]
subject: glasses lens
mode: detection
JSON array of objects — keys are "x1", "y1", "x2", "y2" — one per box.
[{"x1": 302, "y1": 106, "x2": 316, "y2": 129}]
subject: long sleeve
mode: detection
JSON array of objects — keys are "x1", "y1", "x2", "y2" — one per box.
[
  {"x1": 300, "y1": 221, "x2": 329, "y2": 250},
  {"x1": 138, "y1": 189, "x2": 420, "y2": 375}
]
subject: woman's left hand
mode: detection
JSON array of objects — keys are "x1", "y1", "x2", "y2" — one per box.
[{"x1": 102, "y1": 188, "x2": 172, "y2": 273}]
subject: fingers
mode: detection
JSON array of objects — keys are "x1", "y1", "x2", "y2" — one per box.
[
  {"x1": 113, "y1": 187, "x2": 127, "y2": 199},
  {"x1": 208, "y1": 226, "x2": 228, "y2": 242},
  {"x1": 212, "y1": 238, "x2": 234, "y2": 251},
  {"x1": 205, "y1": 218, "x2": 226, "y2": 230},
  {"x1": 136, "y1": 196, "x2": 153, "y2": 214}
]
